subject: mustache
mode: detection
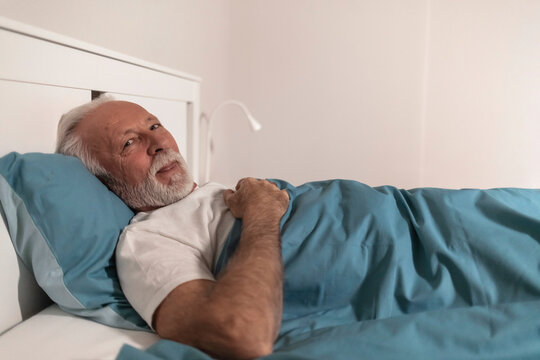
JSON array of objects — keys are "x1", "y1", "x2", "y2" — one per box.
[{"x1": 149, "y1": 150, "x2": 184, "y2": 175}]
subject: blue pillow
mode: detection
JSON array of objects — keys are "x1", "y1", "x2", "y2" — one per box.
[{"x1": 0, "y1": 152, "x2": 148, "y2": 331}]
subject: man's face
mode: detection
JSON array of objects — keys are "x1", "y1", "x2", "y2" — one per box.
[{"x1": 77, "y1": 101, "x2": 194, "y2": 211}]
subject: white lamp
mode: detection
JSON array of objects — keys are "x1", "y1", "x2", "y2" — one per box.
[{"x1": 203, "y1": 100, "x2": 262, "y2": 184}]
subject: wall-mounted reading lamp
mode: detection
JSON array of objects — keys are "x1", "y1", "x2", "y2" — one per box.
[{"x1": 202, "y1": 100, "x2": 262, "y2": 184}]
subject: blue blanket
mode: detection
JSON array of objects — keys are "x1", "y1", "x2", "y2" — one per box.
[{"x1": 118, "y1": 179, "x2": 540, "y2": 359}]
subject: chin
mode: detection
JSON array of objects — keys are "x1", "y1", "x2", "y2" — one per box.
[{"x1": 112, "y1": 173, "x2": 194, "y2": 211}]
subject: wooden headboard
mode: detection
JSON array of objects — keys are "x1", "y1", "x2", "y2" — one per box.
[{"x1": 0, "y1": 16, "x2": 201, "y2": 333}]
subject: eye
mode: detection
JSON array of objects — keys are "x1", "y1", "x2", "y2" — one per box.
[
  {"x1": 123, "y1": 139, "x2": 134, "y2": 148},
  {"x1": 150, "y1": 124, "x2": 160, "y2": 130}
]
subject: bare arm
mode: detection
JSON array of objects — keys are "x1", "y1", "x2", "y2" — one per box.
[{"x1": 153, "y1": 178, "x2": 289, "y2": 359}]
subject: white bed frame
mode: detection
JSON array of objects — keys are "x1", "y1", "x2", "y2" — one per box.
[{"x1": 0, "y1": 16, "x2": 200, "y2": 359}]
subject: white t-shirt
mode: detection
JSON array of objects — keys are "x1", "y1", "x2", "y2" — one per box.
[{"x1": 116, "y1": 182, "x2": 235, "y2": 328}]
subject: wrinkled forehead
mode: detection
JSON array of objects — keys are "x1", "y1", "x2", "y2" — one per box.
[
  {"x1": 87, "y1": 101, "x2": 150, "y2": 125},
  {"x1": 77, "y1": 101, "x2": 151, "y2": 143}
]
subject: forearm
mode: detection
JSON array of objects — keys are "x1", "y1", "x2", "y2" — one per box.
[
  {"x1": 176, "y1": 214, "x2": 283, "y2": 359},
  {"x1": 155, "y1": 219, "x2": 283, "y2": 360},
  {"x1": 154, "y1": 179, "x2": 288, "y2": 359},
  {"x1": 210, "y1": 213, "x2": 283, "y2": 341}
]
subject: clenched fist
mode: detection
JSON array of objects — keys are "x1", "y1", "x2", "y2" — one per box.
[{"x1": 223, "y1": 178, "x2": 289, "y2": 222}]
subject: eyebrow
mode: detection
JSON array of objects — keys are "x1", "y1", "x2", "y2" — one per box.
[{"x1": 121, "y1": 116, "x2": 159, "y2": 136}]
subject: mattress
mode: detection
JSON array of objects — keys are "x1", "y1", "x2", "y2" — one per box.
[{"x1": 0, "y1": 304, "x2": 159, "y2": 360}]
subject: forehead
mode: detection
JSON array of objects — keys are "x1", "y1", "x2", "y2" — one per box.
[
  {"x1": 77, "y1": 101, "x2": 152, "y2": 143},
  {"x1": 88, "y1": 101, "x2": 150, "y2": 127}
]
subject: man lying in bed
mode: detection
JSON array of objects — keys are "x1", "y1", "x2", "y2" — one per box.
[
  {"x1": 57, "y1": 96, "x2": 287, "y2": 359},
  {"x1": 57, "y1": 96, "x2": 540, "y2": 360}
]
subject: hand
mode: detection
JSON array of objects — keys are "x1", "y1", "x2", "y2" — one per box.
[{"x1": 223, "y1": 178, "x2": 289, "y2": 221}]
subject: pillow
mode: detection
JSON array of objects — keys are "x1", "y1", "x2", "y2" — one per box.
[{"x1": 0, "y1": 152, "x2": 149, "y2": 331}]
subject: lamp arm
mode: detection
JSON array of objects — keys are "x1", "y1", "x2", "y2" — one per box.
[
  {"x1": 203, "y1": 100, "x2": 261, "y2": 184},
  {"x1": 208, "y1": 100, "x2": 261, "y2": 132},
  {"x1": 204, "y1": 113, "x2": 215, "y2": 185}
]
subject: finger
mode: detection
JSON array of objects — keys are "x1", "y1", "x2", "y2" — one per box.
[
  {"x1": 235, "y1": 178, "x2": 246, "y2": 191},
  {"x1": 236, "y1": 177, "x2": 257, "y2": 190},
  {"x1": 223, "y1": 189, "x2": 234, "y2": 204}
]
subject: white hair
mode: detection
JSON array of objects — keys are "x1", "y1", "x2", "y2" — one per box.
[{"x1": 55, "y1": 95, "x2": 115, "y2": 175}]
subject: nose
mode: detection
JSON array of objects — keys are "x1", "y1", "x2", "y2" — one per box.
[
  {"x1": 147, "y1": 135, "x2": 165, "y2": 155},
  {"x1": 148, "y1": 145, "x2": 163, "y2": 155}
]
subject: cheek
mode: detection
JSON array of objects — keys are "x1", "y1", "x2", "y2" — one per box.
[
  {"x1": 120, "y1": 153, "x2": 152, "y2": 186},
  {"x1": 164, "y1": 132, "x2": 180, "y2": 152}
]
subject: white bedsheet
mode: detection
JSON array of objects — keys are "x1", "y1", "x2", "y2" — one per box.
[{"x1": 0, "y1": 304, "x2": 159, "y2": 360}]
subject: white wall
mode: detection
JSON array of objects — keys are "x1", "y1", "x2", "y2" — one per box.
[
  {"x1": 218, "y1": 0, "x2": 540, "y2": 189},
  {"x1": 423, "y1": 0, "x2": 540, "y2": 188},
  {"x1": 221, "y1": 0, "x2": 428, "y2": 188},
  {"x1": 2, "y1": 0, "x2": 539, "y2": 189}
]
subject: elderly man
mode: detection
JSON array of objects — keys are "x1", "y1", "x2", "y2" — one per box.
[
  {"x1": 57, "y1": 97, "x2": 540, "y2": 360},
  {"x1": 57, "y1": 96, "x2": 287, "y2": 359}
]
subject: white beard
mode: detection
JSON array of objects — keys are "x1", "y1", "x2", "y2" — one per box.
[{"x1": 102, "y1": 149, "x2": 194, "y2": 210}]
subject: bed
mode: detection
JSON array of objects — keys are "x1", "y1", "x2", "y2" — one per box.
[
  {"x1": 0, "y1": 16, "x2": 199, "y2": 359},
  {"x1": 3, "y1": 15, "x2": 540, "y2": 360}
]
